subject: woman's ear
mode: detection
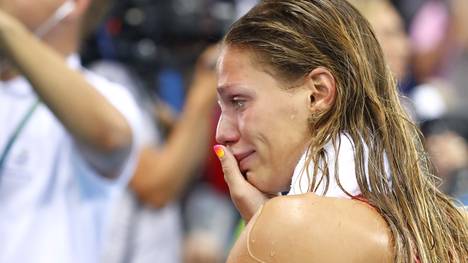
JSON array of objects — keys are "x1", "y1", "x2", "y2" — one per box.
[{"x1": 305, "y1": 67, "x2": 336, "y2": 112}]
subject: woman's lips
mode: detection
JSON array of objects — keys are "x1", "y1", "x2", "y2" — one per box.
[{"x1": 234, "y1": 151, "x2": 255, "y2": 173}]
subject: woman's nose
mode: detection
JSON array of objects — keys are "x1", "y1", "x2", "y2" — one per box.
[{"x1": 216, "y1": 113, "x2": 240, "y2": 145}]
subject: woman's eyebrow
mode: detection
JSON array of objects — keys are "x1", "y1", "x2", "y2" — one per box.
[{"x1": 216, "y1": 84, "x2": 230, "y2": 95}]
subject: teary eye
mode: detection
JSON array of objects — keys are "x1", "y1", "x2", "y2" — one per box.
[{"x1": 231, "y1": 96, "x2": 246, "y2": 109}]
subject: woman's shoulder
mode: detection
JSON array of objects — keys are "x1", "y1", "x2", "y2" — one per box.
[{"x1": 228, "y1": 193, "x2": 393, "y2": 263}]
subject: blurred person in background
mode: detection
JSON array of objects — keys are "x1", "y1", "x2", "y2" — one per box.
[
  {"x1": 403, "y1": 0, "x2": 468, "y2": 199},
  {"x1": 422, "y1": 111, "x2": 468, "y2": 204},
  {"x1": 347, "y1": 0, "x2": 418, "y2": 119},
  {"x1": 0, "y1": 0, "x2": 141, "y2": 262},
  {"x1": 97, "y1": 46, "x2": 219, "y2": 263},
  {"x1": 352, "y1": 0, "x2": 468, "y2": 205},
  {"x1": 81, "y1": 1, "x2": 239, "y2": 262},
  {"x1": 410, "y1": 0, "x2": 468, "y2": 116},
  {"x1": 347, "y1": 0, "x2": 410, "y2": 83}
]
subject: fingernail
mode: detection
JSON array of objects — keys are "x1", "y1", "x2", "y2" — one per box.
[{"x1": 213, "y1": 145, "x2": 225, "y2": 159}]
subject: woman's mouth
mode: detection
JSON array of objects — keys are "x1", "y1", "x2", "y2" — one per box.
[{"x1": 234, "y1": 150, "x2": 255, "y2": 173}]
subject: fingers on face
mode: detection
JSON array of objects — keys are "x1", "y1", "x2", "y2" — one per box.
[{"x1": 213, "y1": 145, "x2": 241, "y2": 185}]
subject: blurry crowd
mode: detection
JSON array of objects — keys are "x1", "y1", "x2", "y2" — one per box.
[
  {"x1": 353, "y1": 0, "x2": 468, "y2": 204},
  {"x1": 0, "y1": 0, "x2": 466, "y2": 263},
  {"x1": 81, "y1": 1, "x2": 245, "y2": 262}
]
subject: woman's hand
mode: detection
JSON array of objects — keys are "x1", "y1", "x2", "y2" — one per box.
[{"x1": 214, "y1": 145, "x2": 275, "y2": 222}]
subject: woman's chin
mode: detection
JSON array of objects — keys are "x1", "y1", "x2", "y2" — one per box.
[{"x1": 246, "y1": 171, "x2": 288, "y2": 194}]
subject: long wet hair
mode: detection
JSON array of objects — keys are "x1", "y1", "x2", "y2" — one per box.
[{"x1": 223, "y1": 0, "x2": 468, "y2": 262}]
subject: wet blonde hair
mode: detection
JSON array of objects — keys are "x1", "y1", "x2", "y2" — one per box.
[{"x1": 224, "y1": 0, "x2": 468, "y2": 262}]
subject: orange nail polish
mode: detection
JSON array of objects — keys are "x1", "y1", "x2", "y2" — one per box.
[{"x1": 213, "y1": 145, "x2": 225, "y2": 159}]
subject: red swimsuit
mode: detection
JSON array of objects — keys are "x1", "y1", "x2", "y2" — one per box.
[{"x1": 351, "y1": 195, "x2": 421, "y2": 263}]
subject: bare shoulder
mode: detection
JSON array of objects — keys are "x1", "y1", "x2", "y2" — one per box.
[{"x1": 227, "y1": 193, "x2": 393, "y2": 263}]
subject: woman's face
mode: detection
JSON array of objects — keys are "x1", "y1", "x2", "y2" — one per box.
[
  {"x1": 216, "y1": 46, "x2": 311, "y2": 194},
  {"x1": 368, "y1": 3, "x2": 410, "y2": 80}
]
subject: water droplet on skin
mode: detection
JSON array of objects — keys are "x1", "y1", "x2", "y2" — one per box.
[{"x1": 270, "y1": 250, "x2": 276, "y2": 257}]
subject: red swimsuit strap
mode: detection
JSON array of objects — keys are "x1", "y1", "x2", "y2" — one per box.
[
  {"x1": 351, "y1": 194, "x2": 377, "y2": 209},
  {"x1": 351, "y1": 194, "x2": 367, "y2": 202},
  {"x1": 351, "y1": 194, "x2": 421, "y2": 263}
]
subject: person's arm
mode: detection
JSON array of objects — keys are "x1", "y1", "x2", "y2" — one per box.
[
  {"x1": 228, "y1": 194, "x2": 393, "y2": 263},
  {"x1": 129, "y1": 46, "x2": 219, "y2": 207},
  {"x1": 0, "y1": 11, "x2": 133, "y2": 178}
]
